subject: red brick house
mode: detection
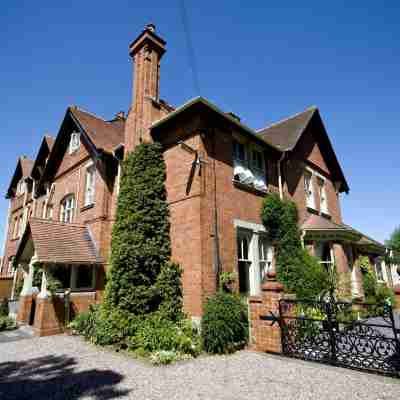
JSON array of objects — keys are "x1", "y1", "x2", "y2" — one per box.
[{"x1": 1, "y1": 24, "x2": 385, "y2": 335}]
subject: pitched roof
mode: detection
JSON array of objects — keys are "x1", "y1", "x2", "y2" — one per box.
[
  {"x1": 69, "y1": 107, "x2": 125, "y2": 153},
  {"x1": 30, "y1": 135, "x2": 56, "y2": 181},
  {"x1": 301, "y1": 214, "x2": 348, "y2": 231},
  {"x1": 151, "y1": 97, "x2": 279, "y2": 151},
  {"x1": 342, "y1": 223, "x2": 385, "y2": 254},
  {"x1": 302, "y1": 215, "x2": 385, "y2": 255},
  {"x1": 258, "y1": 107, "x2": 349, "y2": 193},
  {"x1": 257, "y1": 107, "x2": 316, "y2": 151},
  {"x1": 15, "y1": 218, "x2": 103, "y2": 265},
  {"x1": 5, "y1": 156, "x2": 34, "y2": 199}
]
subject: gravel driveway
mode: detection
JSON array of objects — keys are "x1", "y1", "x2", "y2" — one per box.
[{"x1": 0, "y1": 333, "x2": 399, "y2": 400}]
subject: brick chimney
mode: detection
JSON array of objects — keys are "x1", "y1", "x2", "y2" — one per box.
[{"x1": 125, "y1": 24, "x2": 166, "y2": 152}]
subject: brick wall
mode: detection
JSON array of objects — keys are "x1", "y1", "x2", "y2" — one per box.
[{"x1": 0, "y1": 277, "x2": 13, "y2": 300}]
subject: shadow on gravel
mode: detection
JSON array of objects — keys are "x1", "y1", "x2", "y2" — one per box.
[{"x1": 0, "y1": 354, "x2": 129, "y2": 400}]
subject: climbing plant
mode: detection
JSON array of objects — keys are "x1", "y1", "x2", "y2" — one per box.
[{"x1": 261, "y1": 193, "x2": 332, "y2": 299}]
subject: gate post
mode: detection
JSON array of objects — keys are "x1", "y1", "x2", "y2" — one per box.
[{"x1": 249, "y1": 270, "x2": 284, "y2": 353}]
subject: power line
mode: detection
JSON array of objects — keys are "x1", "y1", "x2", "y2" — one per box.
[{"x1": 179, "y1": 0, "x2": 201, "y2": 96}]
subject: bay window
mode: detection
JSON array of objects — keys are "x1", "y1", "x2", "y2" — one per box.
[{"x1": 232, "y1": 139, "x2": 267, "y2": 191}]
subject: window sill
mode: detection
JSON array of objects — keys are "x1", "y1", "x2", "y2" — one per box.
[
  {"x1": 81, "y1": 203, "x2": 95, "y2": 212},
  {"x1": 233, "y1": 179, "x2": 268, "y2": 197},
  {"x1": 320, "y1": 212, "x2": 331, "y2": 219}
]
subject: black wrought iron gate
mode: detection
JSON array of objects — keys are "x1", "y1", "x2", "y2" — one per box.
[{"x1": 264, "y1": 297, "x2": 400, "y2": 377}]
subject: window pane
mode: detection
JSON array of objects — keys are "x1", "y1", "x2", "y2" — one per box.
[
  {"x1": 51, "y1": 266, "x2": 71, "y2": 290},
  {"x1": 76, "y1": 266, "x2": 94, "y2": 289},
  {"x1": 238, "y1": 261, "x2": 249, "y2": 294}
]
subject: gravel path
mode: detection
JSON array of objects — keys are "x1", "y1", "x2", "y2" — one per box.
[{"x1": 0, "y1": 333, "x2": 399, "y2": 400}]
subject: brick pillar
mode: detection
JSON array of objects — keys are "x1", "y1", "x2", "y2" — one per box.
[
  {"x1": 332, "y1": 243, "x2": 351, "y2": 299},
  {"x1": 33, "y1": 296, "x2": 64, "y2": 337},
  {"x1": 249, "y1": 269, "x2": 284, "y2": 353},
  {"x1": 394, "y1": 284, "x2": 400, "y2": 311},
  {"x1": 16, "y1": 258, "x2": 36, "y2": 324}
]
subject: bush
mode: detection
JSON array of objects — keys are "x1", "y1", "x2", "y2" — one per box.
[
  {"x1": 201, "y1": 292, "x2": 248, "y2": 354},
  {"x1": 0, "y1": 316, "x2": 16, "y2": 331},
  {"x1": 128, "y1": 314, "x2": 200, "y2": 356},
  {"x1": 69, "y1": 304, "x2": 99, "y2": 340},
  {"x1": 70, "y1": 305, "x2": 142, "y2": 347},
  {"x1": 0, "y1": 298, "x2": 9, "y2": 317}
]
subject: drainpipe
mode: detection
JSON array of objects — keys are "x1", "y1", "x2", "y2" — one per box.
[{"x1": 277, "y1": 152, "x2": 286, "y2": 200}]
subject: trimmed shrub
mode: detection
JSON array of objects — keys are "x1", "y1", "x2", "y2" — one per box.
[
  {"x1": 103, "y1": 143, "x2": 173, "y2": 317},
  {"x1": 201, "y1": 292, "x2": 248, "y2": 354}
]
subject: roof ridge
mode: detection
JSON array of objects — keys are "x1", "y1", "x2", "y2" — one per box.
[
  {"x1": 71, "y1": 106, "x2": 118, "y2": 126},
  {"x1": 257, "y1": 106, "x2": 317, "y2": 134}
]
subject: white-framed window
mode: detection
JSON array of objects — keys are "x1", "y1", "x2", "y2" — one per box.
[
  {"x1": 60, "y1": 194, "x2": 75, "y2": 223},
  {"x1": 259, "y1": 235, "x2": 273, "y2": 283},
  {"x1": 17, "y1": 215, "x2": 23, "y2": 238},
  {"x1": 84, "y1": 165, "x2": 96, "y2": 206},
  {"x1": 46, "y1": 205, "x2": 53, "y2": 220},
  {"x1": 318, "y1": 177, "x2": 329, "y2": 214},
  {"x1": 315, "y1": 241, "x2": 334, "y2": 271},
  {"x1": 232, "y1": 139, "x2": 267, "y2": 191},
  {"x1": 304, "y1": 170, "x2": 315, "y2": 209},
  {"x1": 69, "y1": 132, "x2": 80, "y2": 154},
  {"x1": 16, "y1": 179, "x2": 25, "y2": 196},
  {"x1": 7, "y1": 258, "x2": 14, "y2": 275}
]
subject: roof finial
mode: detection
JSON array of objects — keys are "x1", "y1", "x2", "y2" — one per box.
[{"x1": 145, "y1": 23, "x2": 156, "y2": 32}]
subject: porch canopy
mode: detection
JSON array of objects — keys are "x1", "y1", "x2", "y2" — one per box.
[
  {"x1": 301, "y1": 214, "x2": 385, "y2": 256},
  {"x1": 301, "y1": 214, "x2": 361, "y2": 242},
  {"x1": 15, "y1": 218, "x2": 104, "y2": 266}
]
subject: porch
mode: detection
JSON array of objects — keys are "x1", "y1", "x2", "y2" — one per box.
[{"x1": 14, "y1": 218, "x2": 104, "y2": 336}]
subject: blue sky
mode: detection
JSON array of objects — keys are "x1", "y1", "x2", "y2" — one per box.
[{"x1": 1, "y1": 1, "x2": 399, "y2": 249}]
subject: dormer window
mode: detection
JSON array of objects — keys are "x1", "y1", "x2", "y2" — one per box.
[
  {"x1": 232, "y1": 139, "x2": 267, "y2": 192},
  {"x1": 69, "y1": 132, "x2": 80, "y2": 154}
]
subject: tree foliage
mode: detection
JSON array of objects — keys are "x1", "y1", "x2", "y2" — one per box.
[
  {"x1": 385, "y1": 226, "x2": 400, "y2": 265},
  {"x1": 261, "y1": 193, "x2": 332, "y2": 299},
  {"x1": 103, "y1": 143, "x2": 180, "y2": 317}
]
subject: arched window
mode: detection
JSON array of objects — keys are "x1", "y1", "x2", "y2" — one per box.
[{"x1": 60, "y1": 194, "x2": 75, "y2": 223}]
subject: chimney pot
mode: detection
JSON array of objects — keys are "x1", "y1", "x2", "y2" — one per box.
[{"x1": 145, "y1": 23, "x2": 156, "y2": 32}]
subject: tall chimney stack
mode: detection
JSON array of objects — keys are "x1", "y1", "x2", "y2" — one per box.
[{"x1": 125, "y1": 24, "x2": 166, "y2": 152}]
